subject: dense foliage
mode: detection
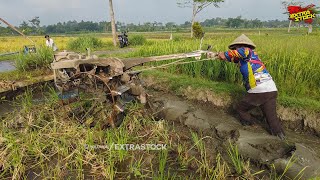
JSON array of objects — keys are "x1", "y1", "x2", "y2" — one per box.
[
  {"x1": 192, "y1": 22, "x2": 204, "y2": 39},
  {"x1": 15, "y1": 46, "x2": 54, "y2": 71},
  {"x1": 67, "y1": 36, "x2": 104, "y2": 52},
  {"x1": 129, "y1": 35, "x2": 147, "y2": 46},
  {"x1": 1, "y1": 16, "x2": 316, "y2": 36}
]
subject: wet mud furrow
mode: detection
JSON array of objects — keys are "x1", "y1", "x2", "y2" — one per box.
[
  {"x1": 148, "y1": 89, "x2": 320, "y2": 179},
  {"x1": 1, "y1": 75, "x2": 320, "y2": 178}
]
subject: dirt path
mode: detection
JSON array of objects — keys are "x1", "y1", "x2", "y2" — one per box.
[{"x1": 148, "y1": 90, "x2": 320, "y2": 179}]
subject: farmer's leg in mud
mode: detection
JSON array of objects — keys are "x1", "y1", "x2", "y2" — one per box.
[
  {"x1": 260, "y1": 92, "x2": 285, "y2": 138},
  {"x1": 236, "y1": 93, "x2": 262, "y2": 126}
]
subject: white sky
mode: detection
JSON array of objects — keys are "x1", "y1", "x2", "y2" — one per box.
[{"x1": 0, "y1": 0, "x2": 319, "y2": 26}]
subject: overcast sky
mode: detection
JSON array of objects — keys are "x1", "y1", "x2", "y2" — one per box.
[{"x1": 0, "y1": 0, "x2": 319, "y2": 26}]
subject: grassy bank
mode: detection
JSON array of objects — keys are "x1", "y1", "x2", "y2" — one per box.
[
  {"x1": 142, "y1": 70, "x2": 320, "y2": 112},
  {"x1": 0, "y1": 69, "x2": 51, "y2": 82},
  {"x1": 0, "y1": 54, "x2": 17, "y2": 62}
]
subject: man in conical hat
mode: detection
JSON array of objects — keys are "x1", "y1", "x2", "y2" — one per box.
[{"x1": 208, "y1": 34, "x2": 285, "y2": 140}]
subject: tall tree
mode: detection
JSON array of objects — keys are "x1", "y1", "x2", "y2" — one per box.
[
  {"x1": 178, "y1": 0, "x2": 224, "y2": 37},
  {"x1": 29, "y1": 16, "x2": 42, "y2": 34},
  {"x1": 29, "y1": 16, "x2": 40, "y2": 28},
  {"x1": 19, "y1": 21, "x2": 32, "y2": 34},
  {"x1": 108, "y1": 0, "x2": 117, "y2": 47}
]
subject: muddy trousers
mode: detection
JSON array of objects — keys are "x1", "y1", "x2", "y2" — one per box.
[{"x1": 236, "y1": 91, "x2": 284, "y2": 135}]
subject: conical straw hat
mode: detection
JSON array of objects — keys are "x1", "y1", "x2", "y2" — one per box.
[{"x1": 228, "y1": 34, "x2": 256, "y2": 49}]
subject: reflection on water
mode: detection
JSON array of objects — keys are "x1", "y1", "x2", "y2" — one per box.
[{"x1": 0, "y1": 60, "x2": 16, "y2": 72}]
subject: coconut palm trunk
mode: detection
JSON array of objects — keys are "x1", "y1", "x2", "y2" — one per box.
[{"x1": 109, "y1": 0, "x2": 117, "y2": 47}]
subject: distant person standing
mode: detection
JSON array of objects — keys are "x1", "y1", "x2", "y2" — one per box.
[{"x1": 45, "y1": 35, "x2": 58, "y2": 51}]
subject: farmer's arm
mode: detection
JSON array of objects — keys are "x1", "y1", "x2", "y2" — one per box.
[{"x1": 218, "y1": 48, "x2": 251, "y2": 63}]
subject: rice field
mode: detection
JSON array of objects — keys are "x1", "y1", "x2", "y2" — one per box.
[
  {"x1": 0, "y1": 32, "x2": 177, "y2": 54},
  {"x1": 1, "y1": 30, "x2": 319, "y2": 101},
  {"x1": 0, "y1": 29, "x2": 319, "y2": 179},
  {"x1": 1, "y1": 29, "x2": 319, "y2": 102},
  {"x1": 0, "y1": 36, "x2": 115, "y2": 53},
  {"x1": 126, "y1": 31, "x2": 320, "y2": 102}
]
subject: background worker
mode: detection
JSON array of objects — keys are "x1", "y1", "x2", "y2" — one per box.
[
  {"x1": 45, "y1": 35, "x2": 58, "y2": 51},
  {"x1": 208, "y1": 34, "x2": 286, "y2": 140}
]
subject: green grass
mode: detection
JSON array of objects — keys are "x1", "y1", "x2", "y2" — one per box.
[
  {"x1": 0, "y1": 88, "x2": 259, "y2": 179},
  {"x1": 125, "y1": 31, "x2": 320, "y2": 102},
  {"x1": 269, "y1": 155, "x2": 307, "y2": 180},
  {"x1": 67, "y1": 36, "x2": 105, "y2": 52},
  {"x1": 15, "y1": 46, "x2": 54, "y2": 71},
  {"x1": 227, "y1": 140, "x2": 243, "y2": 175},
  {"x1": 143, "y1": 69, "x2": 242, "y2": 95},
  {"x1": 0, "y1": 69, "x2": 50, "y2": 81},
  {"x1": 4, "y1": 30, "x2": 318, "y2": 103},
  {"x1": 142, "y1": 70, "x2": 320, "y2": 112},
  {"x1": 0, "y1": 54, "x2": 17, "y2": 62},
  {"x1": 129, "y1": 34, "x2": 147, "y2": 46}
]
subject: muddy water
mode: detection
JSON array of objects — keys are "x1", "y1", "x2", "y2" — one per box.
[
  {"x1": 0, "y1": 89, "x2": 48, "y2": 116},
  {"x1": 0, "y1": 60, "x2": 16, "y2": 72},
  {"x1": 0, "y1": 101, "x2": 14, "y2": 115},
  {"x1": 151, "y1": 91, "x2": 320, "y2": 151},
  {"x1": 149, "y1": 91, "x2": 320, "y2": 178}
]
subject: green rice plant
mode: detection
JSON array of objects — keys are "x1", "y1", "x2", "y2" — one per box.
[
  {"x1": 242, "y1": 160, "x2": 265, "y2": 179},
  {"x1": 44, "y1": 86, "x2": 59, "y2": 105},
  {"x1": 190, "y1": 131, "x2": 205, "y2": 156},
  {"x1": 15, "y1": 46, "x2": 54, "y2": 71},
  {"x1": 105, "y1": 155, "x2": 116, "y2": 180},
  {"x1": 16, "y1": 89, "x2": 33, "y2": 111},
  {"x1": 173, "y1": 35, "x2": 183, "y2": 42},
  {"x1": 115, "y1": 128, "x2": 129, "y2": 162},
  {"x1": 227, "y1": 140, "x2": 243, "y2": 175},
  {"x1": 129, "y1": 155, "x2": 144, "y2": 178},
  {"x1": 177, "y1": 143, "x2": 194, "y2": 170},
  {"x1": 269, "y1": 154, "x2": 307, "y2": 180},
  {"x1": 126, "y1": 39, "x2": 199, "y2": 57},
  {"x1": 211, "y1": 154, "x2": 229, "y2": 180},
  {"x1": 129, "y1": 34, "x2": 147, "y2": 46},
  {"x1": 158, "y1": 149, "x2": 168, "y2": 180},
  {"x1": 124, "y1": 32, "x2": 320, "y2": 102},
  {"x1": 67, "y1": 36, "x2": 104, "y2": 52},
  {"x1": 190, "y1": 131, "x2": 215, "y2": 178}
]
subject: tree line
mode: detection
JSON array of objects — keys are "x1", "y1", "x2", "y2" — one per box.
[{"x1": 0, "y1": 16, "x2": 298, "y2": 36}]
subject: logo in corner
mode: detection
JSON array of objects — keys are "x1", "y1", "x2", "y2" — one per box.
[{"x1": 287, "y1": 4, "x2": 319, "y2": 24}]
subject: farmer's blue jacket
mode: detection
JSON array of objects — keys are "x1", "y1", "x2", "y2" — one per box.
[{"x1": 224, "y1": 47, "x2": 272, "y2": 91}]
